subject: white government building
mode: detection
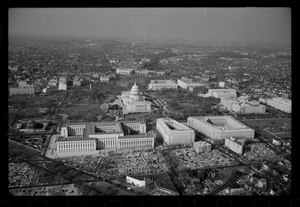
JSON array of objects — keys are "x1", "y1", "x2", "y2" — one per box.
[
  {"x1": 205, "y1": 88, "x2": 237, "y2": 100},
  {"x1": 187, "y1": 116, "x2": 255, "y2": 142},
  {"x1": 120, "y1": 83, "x2": 151, "y2": 114},
  {"x1": 177, "y1": 78, "x2": 204, "y2": 89},
  {"x1": 221, "y1": 97, "x2": 266, "y2": 114},
  {"x1": 57, "y1": 120, "x2": 154, "y2": 157},
  {"x1": 148, "y1": 80, "x2": 177, "y2": 90},
  {"x1": 267, "y1": 97, "x2": 291, "y2": 113},
  {"x1": 116, "y1": 68, "x2": 134, "y2": 75},
  {"x1": 9, "y1": 81, "x2": 35, "y2": 95},
  {"x1": 58, "y1": 76, "x2": 67, "y2": 90},
  {"x1": 156, "y1": 118, "x2": 195, "y2": 146}
]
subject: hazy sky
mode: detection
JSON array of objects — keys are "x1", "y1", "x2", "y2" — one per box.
[{"x1": 9, "y1": 8, "x2": 291, "y2": 44}]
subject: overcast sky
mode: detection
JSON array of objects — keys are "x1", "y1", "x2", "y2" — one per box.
[{"x1": 9, "y1": 8, "x2": 291, "y2": 44}]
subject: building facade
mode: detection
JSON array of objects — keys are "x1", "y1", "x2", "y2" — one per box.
[
  {"x1": 187, "y1": 116, "x2": 255, "y2": 142},
  {"x1": 224, "y1": 137, "x2": 244, "y2": 155},
  {"x1": 267, "y1": 97, "x2": 291, "y2": 113},
  {"x1": 56, "y1": 137, "x2": 97, "y2": 157},
  {"x1": 156, "y1": 118, "x2": 195, "y2": 146},
  {"x1": 148, "y1": 80, "x2": 177, "y2": 90}
]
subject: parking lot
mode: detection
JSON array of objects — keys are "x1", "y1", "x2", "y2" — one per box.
[{"x1": 168, "y1": 147, "x2": 237, "y2": 170}]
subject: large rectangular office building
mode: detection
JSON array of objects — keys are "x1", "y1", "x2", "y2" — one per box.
[
  {"x1": 187, "y1": 116, "x2": 254, "y2": 142},
  {"x1": 267, "y1": 97, "x2": 291, "y2": 113},
  {"x1": 58, "y1": 121, "x2": 154, "y2": 157},
  {"x1": 148, "y1": 80, "x2": 177, "y2": 90},
  {"x1": 156, "y1": 118, "x2": 195, "y2": 146}
]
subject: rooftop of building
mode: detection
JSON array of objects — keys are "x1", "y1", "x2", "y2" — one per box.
[
  {"x1": 193, "y1": 141, "x2": 211, "y2": 146},
  {"x1": 158, "y1": 118, "x2": 193, "y2": 131},
  {"x1": 119, "y1": 133, "x2": 153, "y2": 139},
  {"x1": 57, "y1": 136, "x2": 96, "y2": 142},
  {"x1": 189, "y1": 116, "x2": 251, "y2": 130}
]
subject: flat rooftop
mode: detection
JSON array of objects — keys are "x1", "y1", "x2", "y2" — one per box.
[
  {"x1": 158, "y1": 118, "x2": 193, "y2": 131},
  {"x1": 190, "y1": 116, "x2": 250, "y2": 130},
  {"x1": 57, "y1": 136, "x2": 95, "y2": 142}
]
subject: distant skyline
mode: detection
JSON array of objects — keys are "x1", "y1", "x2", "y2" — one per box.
[{"x1": 9, "y1": 8, "x2": 291, "y2": 45}]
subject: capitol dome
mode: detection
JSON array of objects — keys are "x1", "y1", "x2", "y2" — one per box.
[{"x1": 130, "y1": 83, "x2": 140, "y2": 100}]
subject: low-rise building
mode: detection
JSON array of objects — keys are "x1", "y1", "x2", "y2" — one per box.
[
  {"x1": 148, "y1": 80, "x2": 177, "y2": 90},
  {"x1": 267, "y1": 97, "x2": 291, "y2": 113},
  {"x1": 100, "y1": 76, "x2": 110, "y2": 82},
  {"x1": 193, "y1": 141, "x2": 211, "y2": 154}
]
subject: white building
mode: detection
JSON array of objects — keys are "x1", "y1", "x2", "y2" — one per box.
[
  {"x1": 116, "y1": 68, "x2": 134, "y2": 75},
  {"x1": 156, "y1": 118, "x2": 195, "y2": 146},
  {"x1": 126, "y1": 175, "x2": 146, "y2": 187},
  {"x1": 206, "y1": 88, "x2": 237, "y2": 100},
  {"x1": 56, "y1": 137, "x2": 97, "y2": 157},
  {"x1": 219, "y1": 82, "x2": 225, "y2": 88},
  {"x1": 177, "y1": 78, "x2": 204, "y2": 89},
  {"x1": 9, "y1": 81, "x2": 35, "y2": 95},
  {"x1": 121, "y1": 83, "x2": 151, "y2": 114},
  {"x1": 221, "y1": 98, "x2": 266, "y2": 114},
  {"x1": 58, "y1": 76, "x2": 67, "y2": 90},
  {"x1": 193, "y1": 141, "x2": 211, "y2": 154},
  {"x1": 58, "y1": 120, "x2": 154, "y2": 157},
  {"x1": 224, "y1": 137, "x2": 244, "y2": 155},
  {"x1": 148, "y1": 80, "x2": 177, "y2": 90},
  {"x1": 187, "y1": 116, "x2": 254, "y2": 142},
  {"x1": 267, "y1": 97, "x2": 291, "y2": 113},
  {"x1": 100, "y1": 76, "x2": 110, "y2": 82}
]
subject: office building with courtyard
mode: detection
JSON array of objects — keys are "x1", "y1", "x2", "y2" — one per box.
[
  {"x1": 187, "y1": 116, "x2": 254, "y2": 142},
  {"x1": 58, "y1": 120, "x2": 154, "y2": 157},
  {"x1": 156, "y1": 118, "x2": 195, "y2": 146}
]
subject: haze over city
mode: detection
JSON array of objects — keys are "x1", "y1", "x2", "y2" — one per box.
[{"x1": 9, "y1": 8, "x2": 291, "y2": 46}]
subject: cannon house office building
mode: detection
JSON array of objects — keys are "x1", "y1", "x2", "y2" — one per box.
[{"x1": 156, "y1": 118, "x2": 195, "y2": 146}]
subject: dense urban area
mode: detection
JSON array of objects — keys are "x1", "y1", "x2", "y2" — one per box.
[{"x1": 8, "y1": 36, "x2": 291, "y2": 196}]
